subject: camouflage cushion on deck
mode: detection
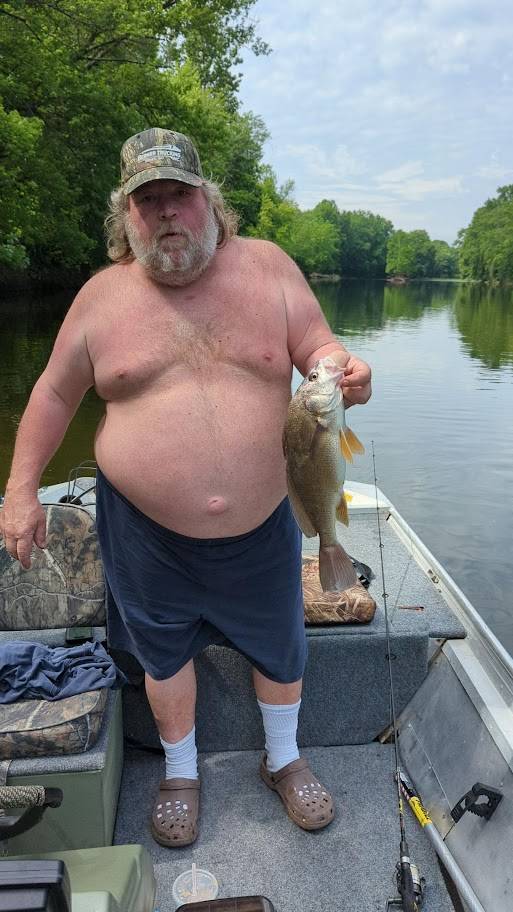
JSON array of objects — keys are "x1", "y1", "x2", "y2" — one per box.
[
  {"x1": 0, "y1": 504, "x2": 105, "y2": 630},
  {"x1": 0, "y1": 688, "x2": 107, "y2": 760},
  {"x1": 302, "y1": 555, "x2": 377, "y2": 624}
]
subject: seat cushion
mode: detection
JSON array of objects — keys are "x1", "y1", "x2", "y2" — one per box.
[
  {"x1": 0, "y1": 688, "x2": 108, "y2": 760},
  {"x1": 302, "y1": 556, "x2": 377, "y2": 624},
  {"x1": 0, "y1": 503, "x2": 105, "y2": 630}
]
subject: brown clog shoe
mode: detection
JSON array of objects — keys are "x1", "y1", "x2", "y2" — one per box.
[
  {"x1": 260, "y1": 754, "x2": 334, "y2": 831},
  {"x1": 150, "y1": 777, "x2": 200, "y2": 847}
]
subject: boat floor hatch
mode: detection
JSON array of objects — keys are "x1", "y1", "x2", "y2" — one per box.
[{"x1": 116, "y1": 743, "x2": 455, "y2": 912}]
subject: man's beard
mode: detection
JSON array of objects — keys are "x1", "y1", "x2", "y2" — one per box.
[{"x1": 125, "y1": 205, "x2": 219, "y2": 286}]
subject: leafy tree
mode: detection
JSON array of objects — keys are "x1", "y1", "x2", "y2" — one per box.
[
  {"x1": 431, "y1": 240, "x2": 459, "y2": 278},
  {"x1": 276, "y1": 212, "x2": 340, "y2": 275},
  {"x1": 386, "y1": 229, "x2": 435, "y2": 278},
  {"x1": 0, "y1": 0, "x2": 268, "y2": 280},
  {"x1": 338, "y1": 210, "x2": 393, "y2": 278},
  {"x1": 248, "y1": 170, "x2": 298, "y2": 241},
  {"x1": 458, "y1": 185, "x2": 513, "y2": 283},
  {"x1": 0, "y1": 104, "x2": 43, "y2": 270}
]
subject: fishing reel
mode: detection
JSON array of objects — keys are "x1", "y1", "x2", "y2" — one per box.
[{"x1": 386, "y1": 857, "x2": 425, "y2": 910}]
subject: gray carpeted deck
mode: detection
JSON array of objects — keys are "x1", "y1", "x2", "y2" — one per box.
[
  {"x1": 303, "y1": 511, "x2": 466, "y2": 640},
  {"x1": 115, "y1": 743, "x2": 455, "y2": 912}
]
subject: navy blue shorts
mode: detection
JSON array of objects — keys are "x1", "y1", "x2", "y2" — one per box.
[{"x1": 95, "y1": 469, "x2": 307, "y2": 683}]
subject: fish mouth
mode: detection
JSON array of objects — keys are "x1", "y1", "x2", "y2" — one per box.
[
  {"x1": 322, "y1": 356, "x2": 345, "y2": 376},
  {"x1": 323, "y1": 363, "x2": 345, "y2": 381}
]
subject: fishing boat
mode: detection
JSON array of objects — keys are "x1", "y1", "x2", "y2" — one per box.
[{"x1": 1, "y1": 464, "x2": 512, "y2": 912}]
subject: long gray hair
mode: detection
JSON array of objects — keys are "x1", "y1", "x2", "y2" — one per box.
[{"x1": 104, "y1": 180, "x2": 239, "y2": 264}]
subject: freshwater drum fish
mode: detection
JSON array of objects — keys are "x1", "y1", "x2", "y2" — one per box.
[{"x1": 283, "y1": 356, "x2": 365, "y2": 592}]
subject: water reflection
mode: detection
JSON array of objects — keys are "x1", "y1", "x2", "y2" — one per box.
[
  {"x1": 452, "y1": 284, "x2": 513, "y2": 368},
  {"x1": 311, "y1": 279, "x2": 513, "y2": 370}
]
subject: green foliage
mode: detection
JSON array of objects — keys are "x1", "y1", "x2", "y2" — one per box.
[
  {"x1": 276, "y1": 212, "x2": 340, "y2": 275},
  {"x1": 338, "y1": 210, "x2": 393, "y2": 278},
  {"x1": 248, "y1": 170, "x2": 298, "y2": 240},
  {"x1": 0, "y1": 0, "x2": 268, "y2": 279},
  {"x1": 0, "y1": 104, "x2": 43, "y2": 268},
  {"x1": 431, "y1": 240, "x2": 459, "y2": 278},
  {"x1": 457, "y1": 185, "x2": 513, "y2": 283},
  {"x1": 386, "y1": 229, "x2": 435, "y2": 278}
]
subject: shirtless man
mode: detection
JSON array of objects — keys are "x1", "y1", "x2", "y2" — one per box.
[{"x1": 0, "y1": 128, "x2": 371, "y2": 847}]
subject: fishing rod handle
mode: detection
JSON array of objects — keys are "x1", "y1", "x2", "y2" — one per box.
[{"x1": 0, "y1": 785, "x2": 62, "y2": 809}]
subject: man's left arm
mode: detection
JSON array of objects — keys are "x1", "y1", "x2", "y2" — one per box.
[{"x1": 283, "y1": 255, "x2": 372, "y2": 408}]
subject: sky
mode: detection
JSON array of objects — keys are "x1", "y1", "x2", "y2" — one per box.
[{"x1": 237, "y1": 0, "x2": 513, "y2": 243}]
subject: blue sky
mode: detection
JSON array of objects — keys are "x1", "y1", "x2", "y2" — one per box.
[{"x1": 237, "y1": 0, "x2": 513, "y2": 243}]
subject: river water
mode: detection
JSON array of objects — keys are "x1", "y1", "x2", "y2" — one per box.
[{"x1": 1, "y1": 281, "x2": 513, "y2": 654}]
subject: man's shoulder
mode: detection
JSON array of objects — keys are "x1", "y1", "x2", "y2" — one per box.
[
  {"x1": 72, "y1": 262, "x2": 132, "y2": 308},
  {"x1": 81, "y1": 262, "x2": 130, "y2": 294},
  {"x1": 229, "y1": 236, "x2": 294, "y2": 270}
]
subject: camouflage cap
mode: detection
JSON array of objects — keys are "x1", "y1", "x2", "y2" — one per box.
[{"x1": 120, "y1": 127, "x2": 204, "y2": 195}]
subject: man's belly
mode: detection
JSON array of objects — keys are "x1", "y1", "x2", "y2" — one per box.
[{"x1": 94, "y1": 379, "x2": 291, "y2": 537}]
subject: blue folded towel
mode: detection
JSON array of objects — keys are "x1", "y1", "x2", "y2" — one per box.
[{"x1": 0, "y1": 640, "x2": 127, "y2": 703}]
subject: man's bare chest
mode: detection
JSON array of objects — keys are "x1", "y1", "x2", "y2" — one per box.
[{"x1": 89, "y1": 280, "x2": 291, "y2": 401}]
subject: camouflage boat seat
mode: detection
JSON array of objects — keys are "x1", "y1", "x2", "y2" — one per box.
[
  {"x1": 0, "y1": 503, "x2": 124, "y2": 853},
  {"x1": 0, "y1": 502, "x2": 105, "y2": 640}
]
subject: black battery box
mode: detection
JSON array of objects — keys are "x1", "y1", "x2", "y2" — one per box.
[{"x1": 0, "y1": 859, "x2": 71, "y2": 911}]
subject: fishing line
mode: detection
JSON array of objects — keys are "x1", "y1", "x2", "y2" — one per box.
[{"x1": 371, "y1": 441, "x2": 424, "y2": 912}]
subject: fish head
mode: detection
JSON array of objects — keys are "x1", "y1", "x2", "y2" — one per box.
[{"x1": 297, "y1": 356, "x2": 344, "y2": 418}]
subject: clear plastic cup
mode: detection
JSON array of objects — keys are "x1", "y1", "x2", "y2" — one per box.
[{"x1": 172, "y1": 867, "x2": 219, "y2": 907}]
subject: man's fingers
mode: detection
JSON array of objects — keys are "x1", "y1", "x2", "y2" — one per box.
[
  {"x1": 343, "y1": 382, "x2": 372, "y2": 408},
  {"x1": 15, "y1": 535, "x2": 34, "y2": 570},
  {"x1": 34, "y1": 516, "x2": 48, "y2": 549},
  {"x1": 342, "y1": 366, "x2": 372, "y2": 387}
]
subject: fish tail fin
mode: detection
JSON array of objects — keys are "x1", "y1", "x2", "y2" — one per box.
[{"x1": 319, "y1": 542, "x2": 358, "y2": 592}]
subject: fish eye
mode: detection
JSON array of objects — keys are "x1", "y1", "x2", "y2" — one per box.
[{"x1": 309, "y1": 370, "x2": 319, "y2": 381}]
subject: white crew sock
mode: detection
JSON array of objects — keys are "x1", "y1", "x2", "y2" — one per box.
[
  {"x1": 160, "y1": 725, "x2": 198, "y2": 780},
  {"x1": 257, "y1": 698, "x2": 301, "y2": 772}
]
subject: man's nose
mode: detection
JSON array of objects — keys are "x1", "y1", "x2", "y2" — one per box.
[{"x1": 159, "y1": 197, "x2": 178, "y2": 219}]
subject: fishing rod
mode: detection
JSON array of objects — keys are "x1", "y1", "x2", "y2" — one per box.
[{"x1": 371, "y1": 442, "x2": 425, "y2": 912}]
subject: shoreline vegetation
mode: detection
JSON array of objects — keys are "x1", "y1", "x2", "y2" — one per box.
[{"x1": 1, "y1": 1, "x2": 513, "y2": 294}]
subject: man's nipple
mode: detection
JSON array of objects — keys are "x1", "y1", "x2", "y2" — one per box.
[{"x1": 206, "y1": 496, "x2": 228, "y2": 515}]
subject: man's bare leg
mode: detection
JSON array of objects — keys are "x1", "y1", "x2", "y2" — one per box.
[
  {"x1": 145, "y1": 658, "x2": 196, "y2": 742},
  {"x1": 253, "y1": 667, "x2": 335, "y2": 830},
  {"x1": 146, "y1": 660, "x2": 200, "y2": 848},
  {"x1": 252, "y1": 667, "x2": 302, "y2": 704}
]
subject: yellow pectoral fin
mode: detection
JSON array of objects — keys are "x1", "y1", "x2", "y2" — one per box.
[
  {"x1": 336, "y1": 492, "x2": 349, "y2": 525},
  {"x1": 339, "y1": 429, "x2": 354, "y2": 463},
  {"x1": 344, "y1": 426, "x2": 365, "y2": 456}
]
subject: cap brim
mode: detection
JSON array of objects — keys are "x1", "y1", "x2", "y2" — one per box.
[{"x1": 123, "y1": 166, "x2": 203, "y2": 195}]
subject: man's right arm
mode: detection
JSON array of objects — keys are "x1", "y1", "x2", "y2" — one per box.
[{"x1": 1, "y1": 290, "x2": 95, "y2": 568}]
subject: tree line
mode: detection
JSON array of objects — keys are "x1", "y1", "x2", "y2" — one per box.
[
  {"x1": 1, "y1": 1, "x2": 512, "y2": 286},
  {"x1": 0, "y1": 0, "x2": 269, "y2": 283}
]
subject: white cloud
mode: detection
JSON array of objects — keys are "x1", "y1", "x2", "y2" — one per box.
[
  {"x1": 282, "y1": 144, "x2": 366, "y2": 180},
  {"x1": 238, "y1": 0, "x2": 513, "y2": 241},
  {"x1": 475, "y1": 155, "x2": 513, "y2": 180},
  {"x1": 375, "y1": 162, "x2": 425, "y2": 184}
]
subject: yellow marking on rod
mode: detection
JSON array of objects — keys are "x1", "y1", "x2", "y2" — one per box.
[{"x1": 410, "y1": 796, "x2": 431, "y2": 827}]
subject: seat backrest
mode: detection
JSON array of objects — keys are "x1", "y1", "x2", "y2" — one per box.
[{"x1": 0, "y1": 504, "x2": 105, "y2": 630}]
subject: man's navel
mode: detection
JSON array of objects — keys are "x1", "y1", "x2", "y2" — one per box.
[{"x1": 206, "y1": 496, "x2": 228, "y2": 515}]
